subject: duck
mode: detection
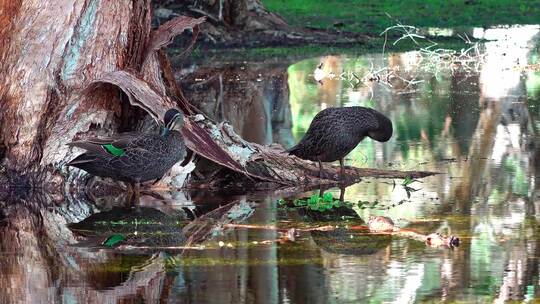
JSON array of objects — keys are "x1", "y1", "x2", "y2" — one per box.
[
  {"x1": 289, "y1": 106, "x2": 392, "y2": 180},
  {"x1": 67, "y1": 108, "x2": 187, "y2": 203}
]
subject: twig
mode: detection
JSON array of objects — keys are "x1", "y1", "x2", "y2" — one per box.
[
  {"x1": 315, "y1": 21, "x2": 486, "y2": 102},
  {"x1": 223, "y1": 223, "x2": 334, "y2": 232}
]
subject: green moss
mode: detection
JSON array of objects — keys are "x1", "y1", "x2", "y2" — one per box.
[{"x1": 263, "y1": 0, "x2": 540, "y2": 35}]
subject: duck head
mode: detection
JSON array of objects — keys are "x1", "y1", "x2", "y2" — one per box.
[
  {"x1": 162, "y1": 108, "x2": 184, "y2": 136},
  {"x1": 367, "y1": 111, "x2": 393, "y2": 142}
]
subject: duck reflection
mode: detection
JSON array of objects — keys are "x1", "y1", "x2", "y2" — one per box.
[
  {"x1": 0, "y1": 188, "x2": 173, "y2": 302},
  {"x1": 68, "y1": 207, "x2": 188, "y2": 248},
  {"x1": 302, "y1": 186, "x2": 392, "y2": 256},
  {"x1": 0, "y1": 180, "x2": 259, "y2": 303}
]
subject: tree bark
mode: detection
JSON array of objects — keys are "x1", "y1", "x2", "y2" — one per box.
[{"x1": 0, "y1": 0, "x2": 153, "y2": 169}]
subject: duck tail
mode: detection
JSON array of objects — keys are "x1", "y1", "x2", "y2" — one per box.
[
  {"x1": 287, "y1": 144, "x2": 302, "y2": 156},
  {"x1": 66, "y1": 153, "x2": 96, "y2": 167}
]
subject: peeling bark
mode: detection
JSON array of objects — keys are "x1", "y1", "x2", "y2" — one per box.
[{"x1": 148, "y1": 15, "x2": 204, "y2": 52}]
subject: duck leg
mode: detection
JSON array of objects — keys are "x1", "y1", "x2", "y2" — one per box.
[
  {"x1": 339, "y1": 184, "x2": 346, "y2": 202},
  {"x1": 126, "y1": 183, "x2": 134, "y2": 206},
  {"x1": 318, "y1": 160, "x2": 323, "y2": 179},
  {"x1": 339, "y1": 158, "x2": 345, "y2": 181},
  {"x1": 132, "y1": 181, "x2": 141, "y2": 206},
  {"x1": 319, "y1": 185, "x2": 325, "y2": 197}
]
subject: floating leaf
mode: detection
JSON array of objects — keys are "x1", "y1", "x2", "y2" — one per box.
[
  {"x1": 322, "y1": 192, "x2": 333, "y2": 203},
  {"x1": 293, "y1": 199, "x2": 304, "y2": 207},
  {"x1": 402, "y1": 175, "x2": 414, "y2": 186},
  {"x1": 102, "y1": 234, "x2": 126, "y2": 247}
]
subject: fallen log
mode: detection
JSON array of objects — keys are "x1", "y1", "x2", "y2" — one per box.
[{"x1": 176, "y1": 117, "x2": 437, "y2": 190}]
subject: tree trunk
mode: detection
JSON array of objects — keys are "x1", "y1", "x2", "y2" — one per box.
[
  {"x1": 0, "y1": 1, "x2": 146, "y2": 172},
  {"x1": 1, "y1": 1, "x2": 148, "y2": 169}
]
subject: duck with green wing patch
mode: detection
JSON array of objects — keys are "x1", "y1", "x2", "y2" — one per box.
[{"x1": 67, "y1": 108, "x2": 187, "y2": 204}]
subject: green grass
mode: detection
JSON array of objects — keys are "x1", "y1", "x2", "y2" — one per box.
[
  {"x1": 187, "y1": 34, "x2": 472, "y2": 63},
  {"x1": 263, "y1": 0, "x2": 540, "y2": 35}
]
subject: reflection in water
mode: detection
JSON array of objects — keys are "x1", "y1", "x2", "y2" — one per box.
[
  {"x1": 1, "y1": 25, "x2": 540, "y2": 303},
  {"x1": 181, "y1": 65, "x2": 295, "y2": 148},
  {"x1": 283, "y1": 25, "x2": 540, "y2": 302},
  {"x1": 0, "y1": 192, "x2": 172, "y2": 303}
]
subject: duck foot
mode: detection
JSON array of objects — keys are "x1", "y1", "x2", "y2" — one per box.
[
  {"x1": 338, "y1": 158, "x2": 346, "y2": 182},
  {"x1": 125, "y1": 182, "x2": 141, "y2": 207}
]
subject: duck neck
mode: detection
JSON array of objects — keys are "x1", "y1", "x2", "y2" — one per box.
[
  {"x1": 163, "y1": 129, "x2": 183, "y2": 144},
  {"x1": 161, "y1": 127, "x2": 170, "y2": 137}
]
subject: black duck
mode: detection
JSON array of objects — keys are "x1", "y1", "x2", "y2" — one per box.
[
  {"x1": 67, "y1": 108, "x2": 187, "y2": 203},
  {"x1": 289, "y1": 106, "x2": 392, "y2": 180}
]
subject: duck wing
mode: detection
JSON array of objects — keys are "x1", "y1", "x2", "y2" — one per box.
[
  {"x1": 67, "y1": 132, "x2": 141, "y2": 160},
  {"x1": 288, "y1": 109, "x2": 338, "y2": 159}
]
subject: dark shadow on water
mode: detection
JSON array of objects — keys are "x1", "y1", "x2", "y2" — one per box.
[{"x1": 310, "y1": 228, "x2": 391, "y2": 256}]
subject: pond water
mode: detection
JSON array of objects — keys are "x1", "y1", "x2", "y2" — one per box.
[{"x1": 1, "y1": 26, "x2": 539, "y2": 303}]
